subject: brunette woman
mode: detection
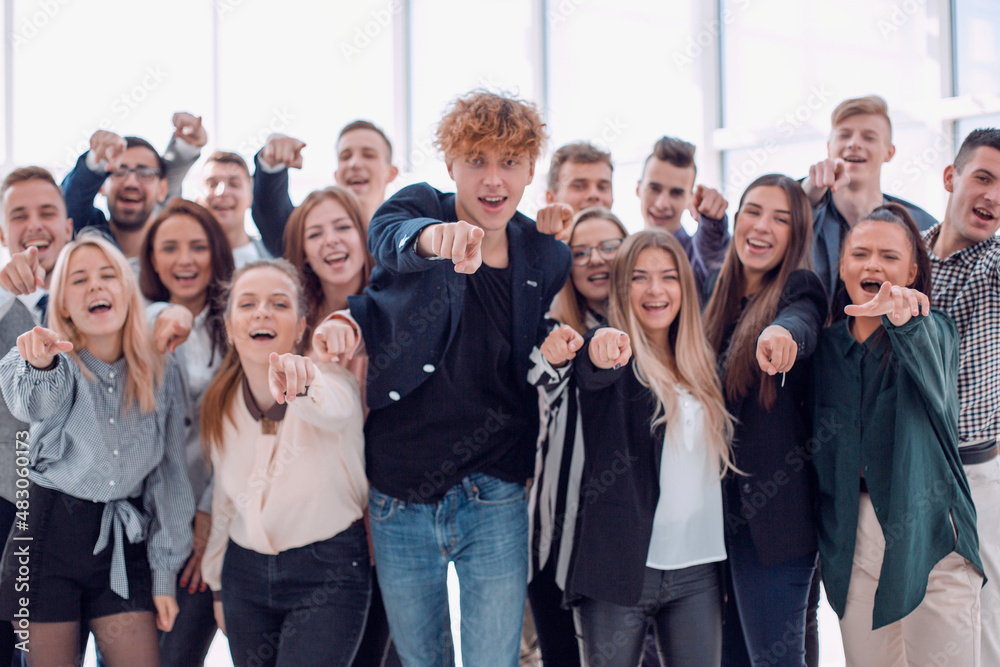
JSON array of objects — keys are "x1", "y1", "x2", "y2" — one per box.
[
  {"x1": 284, "y1": 188, "x2": 404, "y2": 667},
  {"x1": 811, "y1": 204, "x2": 983, "y2": 665},
  {"x1": 527, "y1": 206, "x2": 628, "y2": 666},
  {"x1": 140, "y1": 198, "x2": 235, "y2": 666},
  {"x1": 702, "y1": 175, "x2": 827, "y2": 666},
  {"x1": 200, "y1": 260, "x2": 369, "y2": 667}
]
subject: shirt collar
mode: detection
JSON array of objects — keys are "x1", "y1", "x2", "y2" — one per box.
[
  {"x1": 77, "y1": 348, "x2": 128, "y2": 379},
  {"x1": 827, "y1": 318, "x2": 888, "y2": 360},
  {"x1": 924, "y1": 223, "x2": 1000, "y2": 266},
  {"x1": 241, "y1": 375, "x2": 287, "y2": 422},
  {"x1": 16, "y1": 288, "x2": 48, "y2": 316}
]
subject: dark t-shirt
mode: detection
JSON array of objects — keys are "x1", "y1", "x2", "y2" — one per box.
[{"x1": 365, "y1": 262, "x2": 523, "y2": 503}]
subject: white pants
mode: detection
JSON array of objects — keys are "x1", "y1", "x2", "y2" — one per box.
[
  {"x1": 839, "y1": 493, "x2": 983, "y2": 667},
  {"x1": 965, "y1": 456, "x2": 1000, "y2": 666}
]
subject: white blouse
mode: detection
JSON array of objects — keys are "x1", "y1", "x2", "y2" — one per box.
[{"x1": 645, "y1": 387, "x2": 727, "y2": 570}]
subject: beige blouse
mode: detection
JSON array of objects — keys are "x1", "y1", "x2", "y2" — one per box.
[{"x1": 202, "y1": 363, "x2": 367, "y2": 592}]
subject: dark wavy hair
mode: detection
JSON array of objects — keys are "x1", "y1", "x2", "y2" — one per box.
[{"x1": 140, "y1": 197, "x2": 235, "y2": 364}]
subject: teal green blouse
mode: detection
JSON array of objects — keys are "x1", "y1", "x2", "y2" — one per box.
[{"x1": 811, "y1": 310, "x2": 982, "y2": 629}]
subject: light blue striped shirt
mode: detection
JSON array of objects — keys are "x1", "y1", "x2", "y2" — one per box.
[{"x1": 0, "y1": 347, "x2": 193, "y2": 598}]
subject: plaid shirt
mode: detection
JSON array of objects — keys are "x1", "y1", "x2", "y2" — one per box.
[
  {"x1": 924, "y1": 225, "x2": 1000, "y2": 443},
  {"x1": 0, "y1": 348, "x2": 193, "y2": 599}
]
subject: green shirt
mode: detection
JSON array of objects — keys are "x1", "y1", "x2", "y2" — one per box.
[{"x1": 811, "y1": 310, "x2": 981, "y2": 629}]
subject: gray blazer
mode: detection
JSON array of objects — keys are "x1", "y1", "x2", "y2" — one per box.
[{"x1": 0, "y1": 298, "x2": 34, "y2": 502}]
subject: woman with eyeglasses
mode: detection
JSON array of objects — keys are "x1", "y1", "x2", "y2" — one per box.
[{"x1": 526, "y1": 207, "x2": 628, "y2": 666}]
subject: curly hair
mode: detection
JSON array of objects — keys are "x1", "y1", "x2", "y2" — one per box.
[{"x1": 435, "y1": 89, "x2": 547, "y2": 164}]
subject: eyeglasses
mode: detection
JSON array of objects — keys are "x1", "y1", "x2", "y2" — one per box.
[
  {"x1": 108, "y1": 166, "x2": 161, "y2": 182},
  {"x1": 570, "y1": 238, "x2": 623, "y2": 265}
]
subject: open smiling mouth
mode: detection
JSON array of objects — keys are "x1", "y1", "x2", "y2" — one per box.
[
  {"x1": 88, "y1": 300, "x2": 111, "y2": 314},
  {"x1": 861, "y1": 279, "x2": 882, "y2": 294},
  {"x1": 249, "y1": 329, "x2": 276, "y2": 339},
  {"x1": 974, "y1": 207, "x2": 996, "y2": 222}
]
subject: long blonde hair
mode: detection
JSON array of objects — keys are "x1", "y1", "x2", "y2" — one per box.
[
  {"x1": 548, "y1": 207, "x2": 629, "y2": 334},
  {"x1": 48, "y1": 232, "x2": 163, "y2": 413},
  {"x1": 607, "y1": 230, "x2": 735, "y2": 474}
]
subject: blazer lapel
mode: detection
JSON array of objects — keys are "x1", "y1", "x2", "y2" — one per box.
[{"x1": 508, "y1": 222, "x2": 543, "y2": 384}]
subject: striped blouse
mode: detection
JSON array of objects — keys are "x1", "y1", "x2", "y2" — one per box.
[
  {"x1": 0, "y1": 348, "x2": 194, "y2": 599},
  {"x1": 527, "y1": 312, "x2": 599, "y2": 589}
]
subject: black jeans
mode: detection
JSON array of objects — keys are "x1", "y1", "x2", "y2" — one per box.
[
  {"x1": 221, "y1": 521, "x2": 371, "y2": 667},
  {"x1": 574, "y1": 563, "x2": 722, "y2": 667},
  {"x1": 527, "y1": 559, "x2": 580, "y2": 666}
]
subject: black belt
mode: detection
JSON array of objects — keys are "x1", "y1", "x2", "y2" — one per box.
[{"x1": 959, "y1": 438, "x2": 998, "y2": 466}]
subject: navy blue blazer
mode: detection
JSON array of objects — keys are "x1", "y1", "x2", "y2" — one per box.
[
  {"x1": 62, "y1": 153, "x2": 115, "y2": 237},
  {"x1": 250, "y1": 151, "x2": 294, "y2": 257},
  {"x1": 349, "y1": 183, "x2": 572, "y2": 413}
]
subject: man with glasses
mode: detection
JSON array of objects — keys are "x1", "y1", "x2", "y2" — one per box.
[{"x1": 61, "y1": 113, "x2": 207, "y2": 270}]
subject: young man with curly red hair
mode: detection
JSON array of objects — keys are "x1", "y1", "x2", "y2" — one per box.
[{"x1": 313, "y1": 90, "x2": 571, "y2": 666}]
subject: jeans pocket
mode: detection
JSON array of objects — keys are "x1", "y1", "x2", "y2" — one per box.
[
  {"x1": 368, "y1": 488, "x2": 400, "y2": 522},
  {"x1": 471, "y1": 475, "x2": 527, "y2": 506},
  {"x1": 309, "y1": 529, "x2": 366, "y2": 566}
]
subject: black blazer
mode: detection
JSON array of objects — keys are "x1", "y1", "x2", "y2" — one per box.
[
  {"x1": 564, "y1": 330, "x2": 667, "y2": 607},
  {"x1": 718, "y1": 269, "x2": 827, "y2": 565},
  {"x1": 349, "y1": 183, "x2": 571, "y2": 412}
]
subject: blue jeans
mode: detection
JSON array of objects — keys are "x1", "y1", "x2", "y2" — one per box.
[
  {"x1": 221, "y1": 520, "x2": 371, "y2": 667},
  {"x1": 722, "y1": 528, "x2": 817, "y2": 667},
  {"x1": 574, "y1": 563, "x2": 722, "y2": 667},
  {"x1": 368, "y1": 474, "x2": 528, "y2": 667}
]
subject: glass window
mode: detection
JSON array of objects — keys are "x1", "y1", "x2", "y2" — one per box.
[
  {"x1": 216, "y1": 0, "x2": 396, "y2": 205},
  {"x1": 13, "y1": 0, "x2": 213, "y2": 177},
  {"x1": 722, "y1": 0, "x2": 945, "y2": 133},
  {"x1": 546, "y1": 0, "x2": 699, "y2": 228},
  {"x1": 408, "y1": 0, "x2": 539, "y2": 197},
  {"x1": 954, "y1": 0, "x2": 1000, "y2": 96}
]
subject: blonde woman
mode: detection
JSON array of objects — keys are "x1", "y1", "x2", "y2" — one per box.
[
  {"x1": 547, "y1": 229, "x2": 734, "y2": 666},
  {"x1": 0, "y1": 232, "x2": 193, "y2": 667}
]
